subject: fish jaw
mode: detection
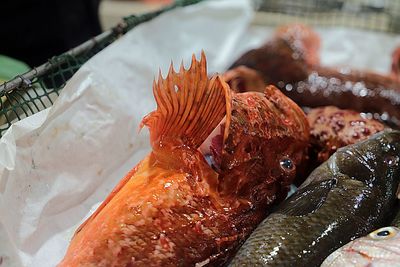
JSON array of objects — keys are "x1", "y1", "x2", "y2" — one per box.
[{"x1": 199, "y1": 116, "x2": 226, "y2": 172}]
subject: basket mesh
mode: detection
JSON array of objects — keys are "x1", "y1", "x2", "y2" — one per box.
[
  {"x1": 0, "y1": 0, "x2": 202, "y2": 136},
  {"x1": 257, "y1": 0, "x2": 400, "y2": 33},
  {"x1": 0, "y1": 32, "x2": 119, "y2": 135}
]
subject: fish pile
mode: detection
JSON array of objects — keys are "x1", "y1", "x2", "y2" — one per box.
[
  {"x1": 230, "y1": 130, "x2": 400, "y2": 266},
  {"x1": 58, "y1": 25, "x2": 400, "y2": 267},
  {"x1": 59, "y1": 53, "x2": 309, "y2": 266}
]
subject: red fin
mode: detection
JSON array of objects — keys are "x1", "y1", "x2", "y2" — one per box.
[{"x1": 141, "y1": 51, "x2": 231, "y2": 149}]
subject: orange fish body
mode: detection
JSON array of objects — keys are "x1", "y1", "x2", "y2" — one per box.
[{"x1": 59, "y1": 53, "x2": 309, "y2": 266}]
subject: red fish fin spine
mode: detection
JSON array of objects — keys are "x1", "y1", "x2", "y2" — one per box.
[{"x1": 141, "y1": 51, "x2": 232, "y2": 149}]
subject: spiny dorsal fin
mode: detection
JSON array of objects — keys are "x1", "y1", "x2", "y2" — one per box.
[{"x1": 141, "y1": 52, "x2": 231, "y2": 149}]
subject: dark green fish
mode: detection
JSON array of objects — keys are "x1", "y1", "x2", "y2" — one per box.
[{"x1": 229, "y1": 130, "x2": 400, "y2": 267}]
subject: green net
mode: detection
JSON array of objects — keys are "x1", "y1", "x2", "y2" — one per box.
[
  {"x1": 258, "y1": 0, "x2": 400, "y2": 33},
  {"x1": 0, "y1": 0, "x2": 203, "y2": 137}
]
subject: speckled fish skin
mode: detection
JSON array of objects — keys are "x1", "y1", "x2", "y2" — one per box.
[
  {"x1": 321, "y1": 226, "x2": 400, "y2": 267},
  {"x1": 58, "y1": 53, "x2": 309, "y2": 267},
  {"x1": 298, "y1": 106, "x2": 386, "y2": 184},
  {"x1": 229, "y1": 130, "x2": 400, "y2": 267}
]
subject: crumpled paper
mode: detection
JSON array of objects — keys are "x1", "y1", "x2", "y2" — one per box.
[
  {"x1": 0, "y1": 1, "x2": 254, "y2": 266},
  {"x1": 1, "y1": 0, "x2": 400, "y2": 266}
]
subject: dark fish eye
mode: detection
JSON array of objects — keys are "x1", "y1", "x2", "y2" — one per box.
[
  {"x1": 377, "y1": 230, "x2": 390, "y2": 237},
  {"x1": 280, "y1": 158, "x2": 294, "y2": 171},
  {"x1": 368, "y1": 227, "x2": 397, "y2": 240},
  {"x1": 384, "y1": 156, "x2": 399, "y2": 167}
]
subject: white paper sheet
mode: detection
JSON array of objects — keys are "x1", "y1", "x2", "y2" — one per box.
[{"x1": 1, "y1": 0, "x2": 400, "y2": 266}]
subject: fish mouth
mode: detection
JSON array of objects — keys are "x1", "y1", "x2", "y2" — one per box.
[
  {"x1": 199, "y1": 116, "x2": 226, "y2": 173},
  {"x1": 198, "y1": 78, "x2": 233, "y2": 173}
]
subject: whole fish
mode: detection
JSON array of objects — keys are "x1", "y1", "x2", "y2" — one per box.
[
  {"x1": 229, "y1": 130, "x2": 400, "y2": 267},
  {"x1": 58, "y1": 53, "x2": 309, "y2": 266},
  {"x1": 227, "y1": 24, "x2": 400, "y2": 128},
  {"x1": 321, "y1": 226, "x2": 400, "y2": 267}
]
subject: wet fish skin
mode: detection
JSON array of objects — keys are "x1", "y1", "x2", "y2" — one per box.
[
  {"x1": 307, "y1": 106, "x2": 385, "y2": 164},
  {"x1": 321, "y1": 226, "x2": 400, "y2": 267},
  {"x1": 229, "y1": 130, "x2": 400, "y2": 267},
  {"x1": 294, "y1": 106, "x2": 385, "y2": 186}
]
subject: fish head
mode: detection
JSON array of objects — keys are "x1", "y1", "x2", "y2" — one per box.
[
  {"x1": 331, "y1": 130, "x2": 400, "y2": 188},
  {"x1": 211, "y1": 86, "x2": 309, "y2": 205},
  {"x1": 321, "y1": 226, "x2": 400, "y2": 266}
]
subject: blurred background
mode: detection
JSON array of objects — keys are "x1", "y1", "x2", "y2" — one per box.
[
  {"x1": 1, "y1": 0, "x2": 400, "y2": 71},
  {"x1": 0, "y1": 0, "x2": 172, "y2": 70}
]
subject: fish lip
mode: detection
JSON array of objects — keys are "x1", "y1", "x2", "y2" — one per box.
[{"x1": 199, "y1": 116, "x2": 226, "y2": 172}]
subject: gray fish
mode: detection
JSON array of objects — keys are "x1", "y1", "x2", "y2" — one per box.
[
  {"x1": 321, "y1": 226, "x2": 400, "y2": 267},
  {"x1": 229, "y1": 130, "x2": 400, "y2": 267}
]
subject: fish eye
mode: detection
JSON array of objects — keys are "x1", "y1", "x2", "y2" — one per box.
[
  {"x1": 368, "y1": 227, "x2": 398, "y2": 240},
  {"x1": 280, "y1": 157, "x2": 295, "y2": 171},
  {"x1": 384, "y1": 156, "x2": 399, "y2": 167}
]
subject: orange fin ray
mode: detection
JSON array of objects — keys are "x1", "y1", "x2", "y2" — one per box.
[{"x1": 141, "y1": 51, "x2": 231, "y2": 149}]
